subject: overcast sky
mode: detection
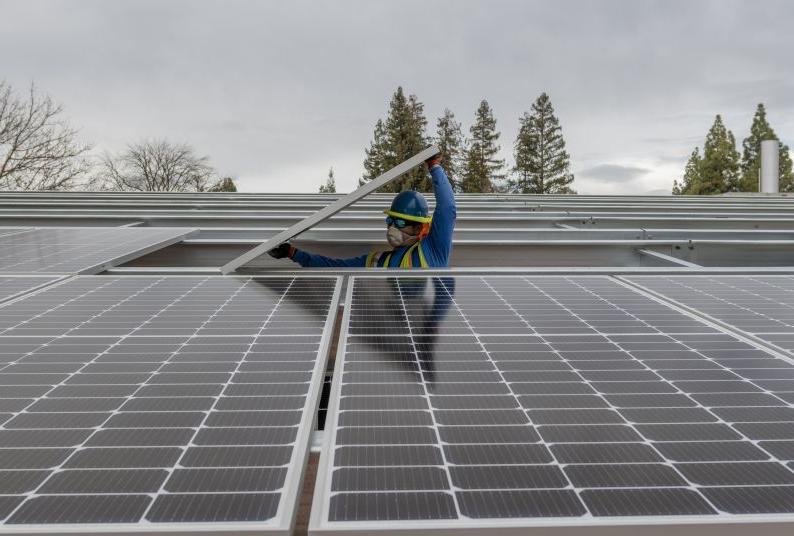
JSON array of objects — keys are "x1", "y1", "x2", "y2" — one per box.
[{"x1": 2, "y1": 0, "x2": 793, "y2": 194}]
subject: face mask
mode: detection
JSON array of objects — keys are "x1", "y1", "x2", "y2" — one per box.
[{"x1": 386, "y1": 225, "x2": 418, "y2": 248}]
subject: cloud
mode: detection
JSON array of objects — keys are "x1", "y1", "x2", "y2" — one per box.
[
  {"x1": 1, "y1": 0, "x2": 792, "y2": 193},
  {"x1": 655, "y1": 154, "x2": 687, "y2": 165},
  {"x1": 577, "y1": 164, "x2": 652, "y2": 183}
]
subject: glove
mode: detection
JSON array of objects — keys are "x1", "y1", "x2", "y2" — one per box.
[
  {"x1": 425, "y1": 153, "x2": 442, "y2": 170},
  {"x1": 268, "y1": 242, "x2": 295, "y2": 259}
]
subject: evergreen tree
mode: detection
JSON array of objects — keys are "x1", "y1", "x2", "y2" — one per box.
[
  {"x1": 403, "y1": 93, "x2": 431, "y2": 190},
  {"x1": 699, "y1": 115, "x2": 740, "y2": 194},
  {"x1": 207, "y1": 177, "x2": 237, "y2": 192},
  {"x1": 460, "y1": 100, "x2": 504, "y2": 193},
  {"x1": 672, "y1": 148, "x2": 702, "y2": 195},
  {"x1": 511, "y1": 93, "x2": 576, "y2": 194},
  {"x1": 360, "y1": 87, "x2": 429, "y2": 192},
  {"x1": 739, "y1": 103, "x2": 794, "y2": 192},
  {"x1": 673, "y1": 116, "x2": 740, "y2": 195},
  {"x1": 319, "y1": 167, "x2": 337, "y2": 193},
  {"x1": 360, "y1": 119, "x2": 387, "y2": 187},
  {"x1": 434, "y1": 109, "x2": 464, "y2": 192}
]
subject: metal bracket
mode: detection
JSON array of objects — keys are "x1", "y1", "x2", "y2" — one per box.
[
  {"x1": 637, "y1": 248, "x2": 702, "y2": 267},
  {"x1": 310, "y1": 430, "x2": 325, "y2": 453}
]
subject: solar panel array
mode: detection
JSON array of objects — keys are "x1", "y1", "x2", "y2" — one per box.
[
  {"x1": 626, "y1": 275, "x2": 794, "y2": 355},
  {"x1": 0, "y1": 276, "x2": 61, "y2": 304},
  {"x1": 0, "y1": 227, "x2": 196, "y2": 274},
  {"x1": 312, "y1": 276, "x2": 794, "y2": 533},
  {"x1": 0, "y1": 275, "x2": 339, "y2": 532}
]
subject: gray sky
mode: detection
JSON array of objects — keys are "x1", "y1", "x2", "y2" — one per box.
[{"x1": 2, "y1": 0, "x2": 793, "y2": 194}]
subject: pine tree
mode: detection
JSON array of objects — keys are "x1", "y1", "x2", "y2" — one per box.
[
  {"x1": 739, "y1": 103, "x2": 794, "y2": 192},
  {"x1": 673, "y1": 116, "x2": 740, "y2": 195},
  {"x1": 406, "y1": 94, "x2": 432, "y2": 190},
  {"x1": 434, "y1": 109, "x2": 464, "y2": 192},
  {"x1": 206, "y1": 177, "x2": 237, "y2": 192},
  {"x1": 699, "y1": 115, "x2": 740, "y2": 194},
  {"x1": 672, "y1": 148, "x2": 702, "y2": 195},
  {"x1": 360, "y1": 87, "x2": 429, "y2": 192},
  {"x1": 360, "y1": 119, "x2": 387, "y2": 187},
  {"x1": 460, "y1": 100, "x2": 504, "y2": 193},
  {"x1": 319, "y1": 167, "x2": 336, "y2": 193},
  {"x1": 511, "y1": 93, "x2": 576, "y2": 194}
]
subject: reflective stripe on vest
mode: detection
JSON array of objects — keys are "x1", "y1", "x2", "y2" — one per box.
[
  {"x1": 400, "y1": 242, "x2": 429, "y2": 268},
  {"x1": 417, "y1": 243, "x2": 428, "y2": 267},
  {"x1": 370, "y1": 242, "x2": 428, "y2": 268}
]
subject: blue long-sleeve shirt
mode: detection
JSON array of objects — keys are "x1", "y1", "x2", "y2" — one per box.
[{"x1": 291, "y1": 165, "x2": 456, "y2": 268}]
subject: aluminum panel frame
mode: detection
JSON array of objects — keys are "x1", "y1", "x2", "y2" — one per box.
[
  {"x1": 0, "y1": 274, "x2": 71, "y2": 304},
  {"x1": 220, "y1": 146, "x2": 439, "y2": 274}
]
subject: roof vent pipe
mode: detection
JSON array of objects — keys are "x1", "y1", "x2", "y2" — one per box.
[{"x1": 760, "y1": 139, "x2": 779, "y2": 193}]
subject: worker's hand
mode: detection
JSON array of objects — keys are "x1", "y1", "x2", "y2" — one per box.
[
  {"x1": 425, "y1": 153, "x2": 442, "y2": 170},
  {"x1": 268, "y1": 242, "x2": 295, "y2": 259}
]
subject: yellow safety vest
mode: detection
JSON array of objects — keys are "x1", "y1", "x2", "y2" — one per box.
[{"x1": 366, "y1": 242, "x2": 428, "y2": 268}]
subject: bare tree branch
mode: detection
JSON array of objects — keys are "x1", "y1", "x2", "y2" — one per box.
[
  {"x1": 99, "y1": 139, "x2": 216, "y2": 192},
  {"x1": 0, "y1": 81, "x2": 92, "y2": 190}
]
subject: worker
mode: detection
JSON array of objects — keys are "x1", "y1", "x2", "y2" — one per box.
[{"x1": 267, "y1": 154, "x2": 455, "y2": 268}]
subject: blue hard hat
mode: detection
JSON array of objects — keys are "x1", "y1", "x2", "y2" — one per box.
[{"x1": 384, "y1": 190, "x2": 431, "y2": 223}]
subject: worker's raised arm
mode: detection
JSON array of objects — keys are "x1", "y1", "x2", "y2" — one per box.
[
  {"x1": 268, "y1": 243, "x2": 367, "y2": 267},
  {"x1": 422, "y1": 158, "x2": 456, "y2": 264}
]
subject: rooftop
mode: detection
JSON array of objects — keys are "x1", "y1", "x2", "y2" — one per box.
[{"x1": 0, "y1": 191, "x2": 793, "y2": 535}]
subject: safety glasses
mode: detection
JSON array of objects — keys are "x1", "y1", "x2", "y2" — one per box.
[{"x1": 385, "y1": 216, "x2": 411, "y2": 229}]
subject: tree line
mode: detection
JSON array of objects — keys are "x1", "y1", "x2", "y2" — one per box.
[
  {"x1": 329, "y1": 86, "x2": 576, "y2": 194},
  {"x1": 12, "y1": 77, "x2": 789, "y2": 198},
  {"x1": 673, "y1": 104, "x2": 793, "y2": 194},
  {"x1": 0, "y1": 80, "x2": 237, "y2": 192}
]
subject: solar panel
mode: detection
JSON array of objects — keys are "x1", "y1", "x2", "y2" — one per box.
[
  {"x1": 312, "y1": 275, "x2": 794, "y2": 534},
  {"x1": 0, "y1": 275, "x2": 340, "y2": 534},
  {"x1": 0, "y1": 276, "x2": 62, "y2": 304},
  {"x1": 0, "y1": 227, "x2": 197, "y2": 274},
  {"x1": 623, "y1": 276, "x2": 794, "y2": 357}
]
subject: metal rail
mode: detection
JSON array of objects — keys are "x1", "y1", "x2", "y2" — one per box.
[{"x1": 219, "y1": 145, "x2": 439, "y2": 274}]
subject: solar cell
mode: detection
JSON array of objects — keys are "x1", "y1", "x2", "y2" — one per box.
[
  {"x1": 312, "y1": 275, "x2": 794, "y2": 534},
  {"x1": 0, "y1": 227, "x2": 196, "y2": 274},
  {"x1": 0, "y1": 275, "x2": 340, "y2": 534},
  {"x1": 624, "y1": 275, "x2": 794, "y2": 357}
]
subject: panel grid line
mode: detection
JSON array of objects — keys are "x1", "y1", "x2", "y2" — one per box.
[
  {"x1": 519, "y1": 277, "x2": 721, "y2": 507},
  {"x1": 0, "y1": 275, "x2": 339, "y2": 530},
  {"x1": 316, "y1": 276, "x2": 794, "y2": 531},
  {"x1": 138, "y1": 277, "x2": 293, "y2": 521},
  {"x1": 473, "y1": 277, "x2": 591, "y2": 515},
  {"x1": 605, "y1": 277, "x2": 794, "y2": 473},
  {"x1": 2, "y1": 276, "x2": 204, "y2": 521},
  {"x1": 0, "y1": 278, "x2": 165, "y2": 382},
  {"x1": 392, "y1": 278, "x2": 461, "y2": 517}
]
